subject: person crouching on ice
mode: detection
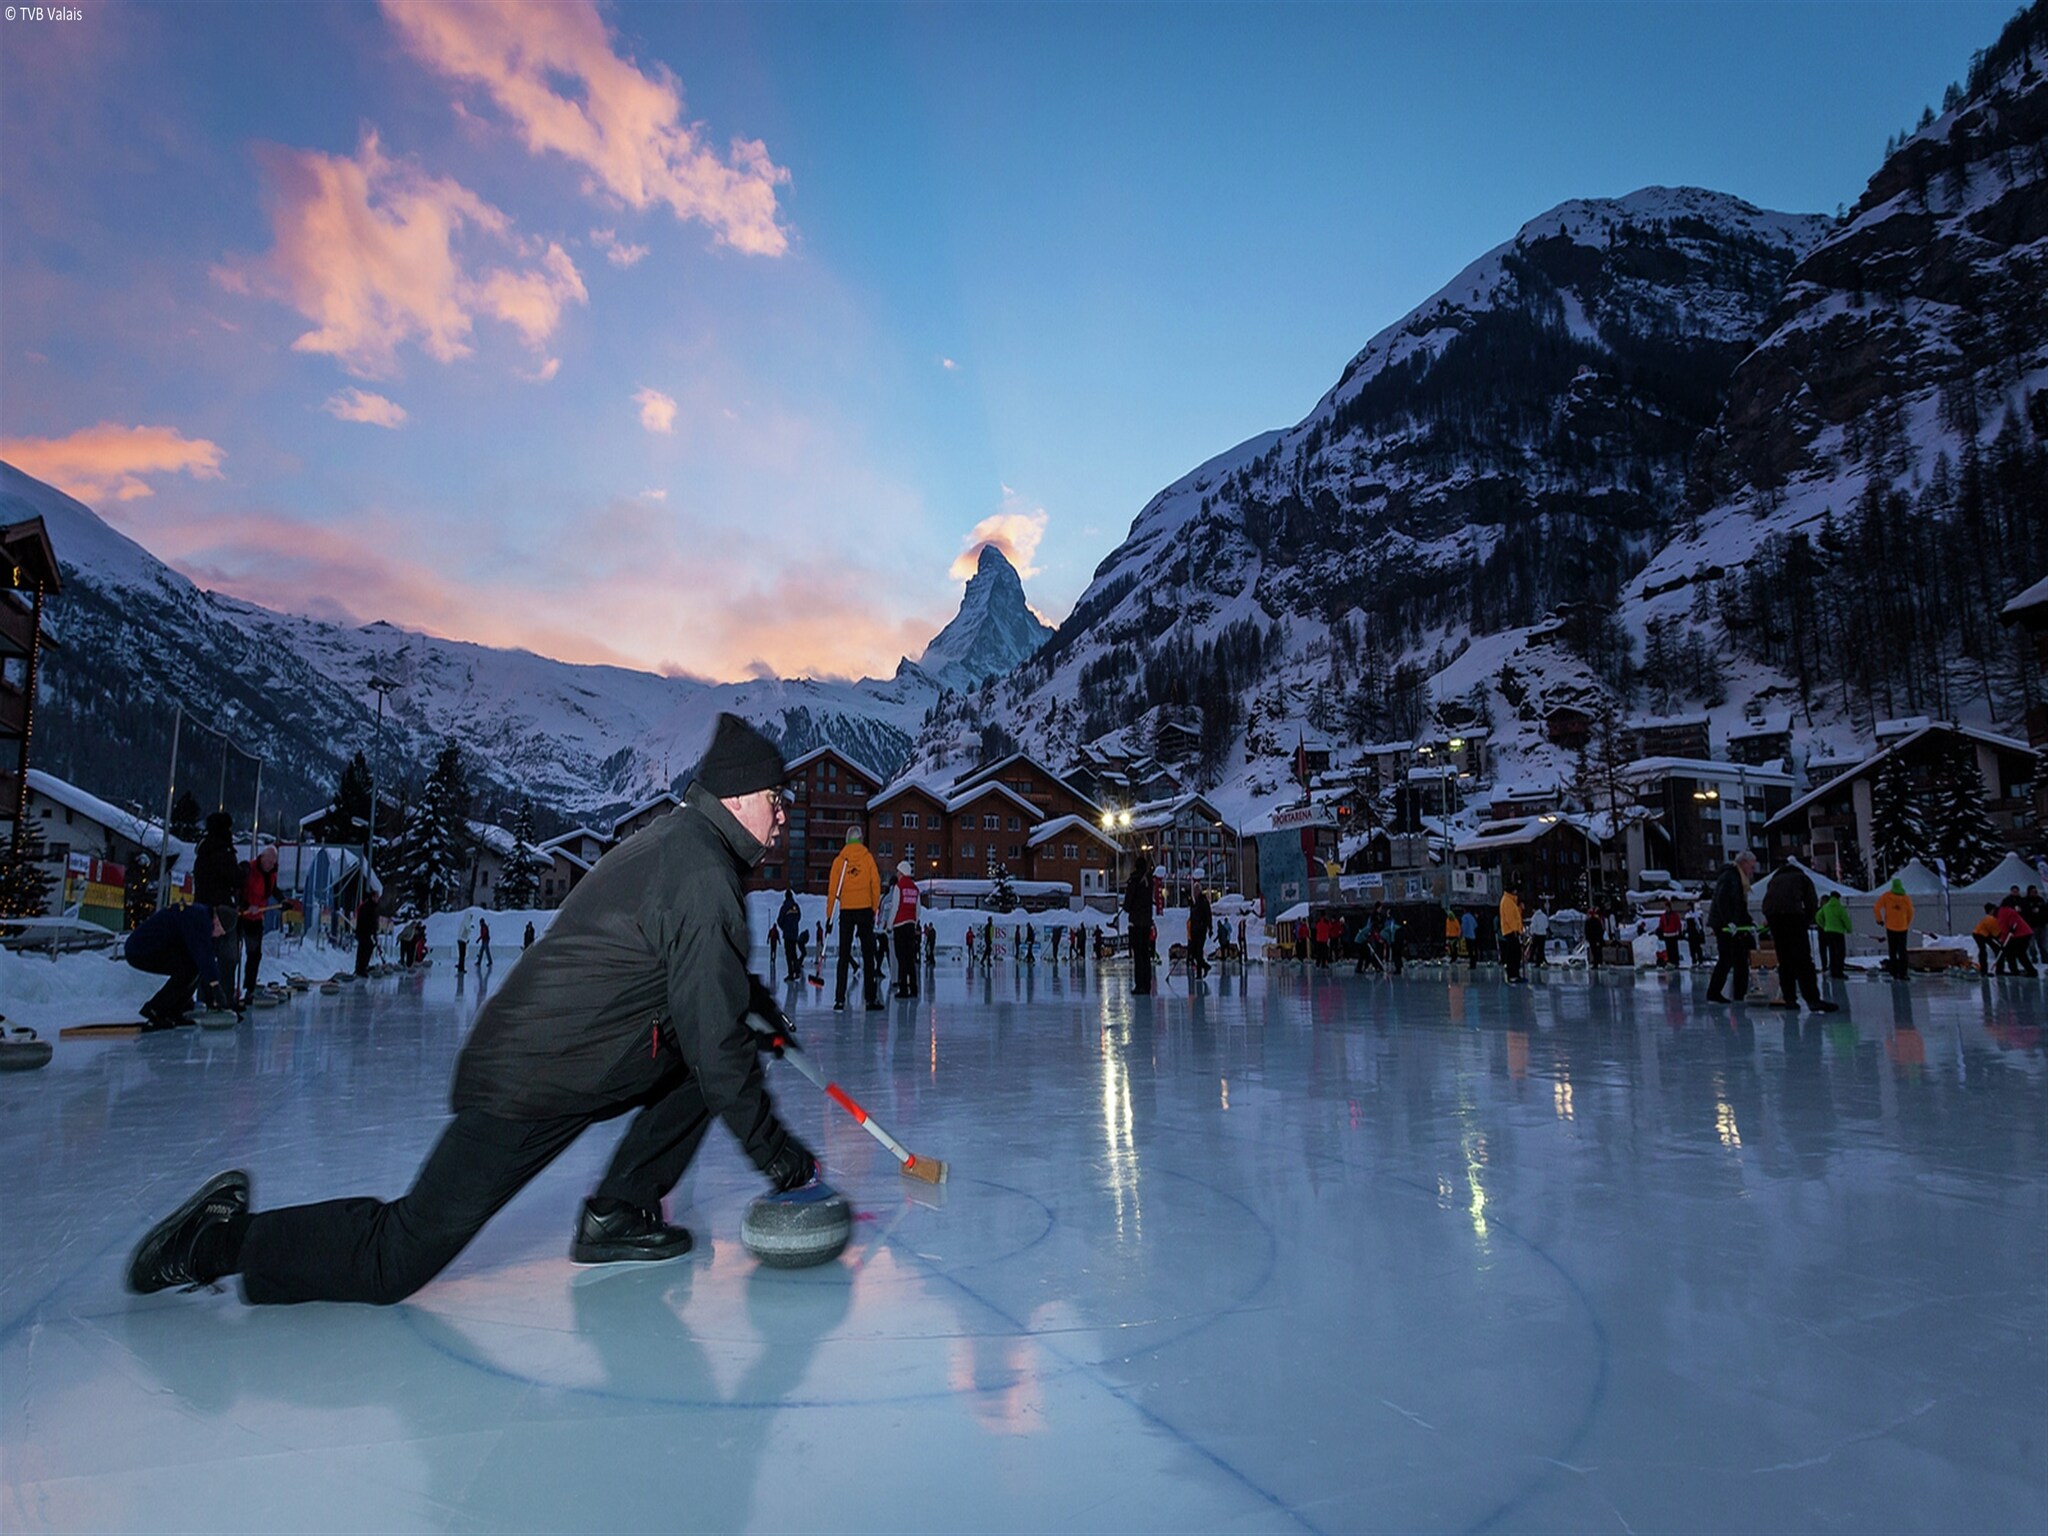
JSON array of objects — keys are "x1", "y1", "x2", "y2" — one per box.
[{"x1": 127, "y1": 713, "x2": 820, "y2": 1304}]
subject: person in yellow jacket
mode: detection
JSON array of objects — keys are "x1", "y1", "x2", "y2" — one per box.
[
  {"x1": 1873, "y1": 878, "x2": 1915, "y2": 982},
  {"x1": 825, "y1": 827, "x2": 883, "y2": 1010},
  {"x1": 1443, "y1": 909, "x2": 1461, "y2": 966},
  {"x1": 1498, "y1": 887, "x2": 1526, "y2": 984}
]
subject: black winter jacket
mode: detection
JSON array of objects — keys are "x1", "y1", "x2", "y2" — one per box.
[
  {"x1": 192, "y1": 831, "x2": 238, "y2": 909},
  {"x1": 1706, "y1": 864, "x2": 1753, "y2": 935},
  {"x1": 450, "y1": 784, "x2": 800, "y2": 1171},
  {"x1": 1759, "y1": 864, "x2": 1818, "y2": 924},
  {"x1": 1124, "y1": 867, "x2": 1153, "y2": 936},
  {"x1": 125, "y1": 904, "x2": 220, "y2": 985}
]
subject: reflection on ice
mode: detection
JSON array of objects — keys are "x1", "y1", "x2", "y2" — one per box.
[{"x1": 4, "y1": 960, "x2": 2045, "y2": 1532}]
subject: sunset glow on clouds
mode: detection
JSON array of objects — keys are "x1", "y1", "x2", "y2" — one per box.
[
  {"x1": 950, "y1": 488, "x2": 1049, "y2": 580},
  {"x1": 634, "y1": 387, "x2": 678, "y2": 434},
  {"x1": 379, "y1": 0, "x2": 790, "y2": 256},
  {"x1": 215, "y1": 131, "x2": 585, "y2": 378},
  {"x1": 324, "y1": 388, "x2": 409, "y2": 428},
  {"x1": 0, "y1": 423, "x2": 225, "y2": 503}
]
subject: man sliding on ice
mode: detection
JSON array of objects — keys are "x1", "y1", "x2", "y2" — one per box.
[{"x1": 127, "y1": 714, "x2": 819, "y2": 1305}]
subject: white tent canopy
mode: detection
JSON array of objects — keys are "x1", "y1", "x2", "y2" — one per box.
[
  {"x1": 1869, "y1": 859, "x2": 1949, "y2": 896},
  {"x1": 1956, "y1": 852, "x2": 2046, "y2": 899}
]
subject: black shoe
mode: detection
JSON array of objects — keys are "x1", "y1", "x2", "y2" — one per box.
[
  {"x1": 1769, "y1": 1000, "x2": 1800, "y2": 1010},
  {"x1": 570, "y1": 1199, "x2": 693, "y2": 1265},
  {"x1": 832, "y1": 998, "x2": 846, "y2": 1011},
  {"x1": 128, "y1": 1170, "x2": 250, "y2": 1294},
  {"x1": 1706, "y1": 993, "x2": 1727, "y2": 1004},
  {"x1": 1813, "y1": 1001, "x2": 1841, "y2": 1013}
]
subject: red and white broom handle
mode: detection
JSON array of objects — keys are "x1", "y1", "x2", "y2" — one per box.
[{"x1": 775, "y1": 1039, "x2": 924, "y2": 1173}]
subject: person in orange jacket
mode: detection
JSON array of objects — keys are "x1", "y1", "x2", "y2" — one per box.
[
  {"x1": 824, "y1": 826, "x2": 883, "y2": 1010},
  {"x1": 1873, "y1": 878, "x2": 1915, "y2": 982},
  {"x1": 1971, "y1": 904, "x2": 2003, "y2": 975},
  {"x1": 1498, "y1": 887, "x2": 1526, "y2": 984}
]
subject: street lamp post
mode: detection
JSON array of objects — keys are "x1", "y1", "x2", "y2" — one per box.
[{"x1": 364, "y1": 675, "x2": 398, "y2": 895}]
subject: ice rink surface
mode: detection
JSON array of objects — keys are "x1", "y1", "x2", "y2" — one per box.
[{"x1": 4, "y1": 953, "x2": 2044, "y2": 1533}]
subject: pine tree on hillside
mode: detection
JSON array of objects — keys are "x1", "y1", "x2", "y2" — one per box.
[
  {"x1": 332, "y1": 751, "x2": 373, "y2": 831},
  {"x1": 0, "y1": 822, "x2": 57, "y2": 919},
  {"x1": 1869, "y1": 753, "x2": 1929, "y2": 882},
  {"x1": 496, "y1": 799, "x2": 545, "y2": 911},
  {"x1": 1927, "y1": 736, "x2": 2002, "y2": 885}
]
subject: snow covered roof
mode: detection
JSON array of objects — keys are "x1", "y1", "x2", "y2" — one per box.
[
  {"x1": 25, "y1": 769, "x2": 193, "y2": 865},
  {"x1": 547, "y1": 847, "x2": 593, "y2": 873},
  {"x1": 868, "y1": 775, "x2": 951, "y2": 810},
  {"x1": 1121, "y1": 793, "x2": 1232, "y2": 833},
  {"x1": 1767, "y1": 723, "x2": 2040, "y2": 827},
  {"x1": 1454, "y1": 814, "x2": 1596, "y2": 853},
  {"x1": 944, "y1": 781, "x2": 1042, "y2": 820},
  {"x1": 464, "y1": 820, "x2": 518, "y2": 858},
  {"x1": 1622, "y1": 756, "x2": 1794, "y2": 786},
  {"x1": 2002, "y1": 574, "x2": 2048, "y2": 617},
  {"x1": 785, "y1": 744, "x2": 884, "y2": 784},
  {"x1": 950, "y1": 751, "x2": 1101, "y2": 812},
  {"x1": 540, "y1": 826, "x2": 607, "y2": 849},
  {"x1": 610, "y1": 791, "x2": 682, "y2": 827},
  {"x1": 1027, "y1": 813, "x2": 1119, "y2": 849}
]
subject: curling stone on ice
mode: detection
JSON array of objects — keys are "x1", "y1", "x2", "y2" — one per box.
[
  {"x1": 741, "y1": 1180, "x2": 852, "y2": 1269},
  {"x1": 1, "y1": 1024, "x2": 54, "y2": 1072},
  {"x1": 195, "y1": 1008, "x2": 238, "y2": 1031}
]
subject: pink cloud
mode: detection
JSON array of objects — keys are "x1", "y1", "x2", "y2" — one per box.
[
  {"x1": 216, "y1": 131, "x2": 587, "y2": 378},
  {"x1": 633, "y1": 386, "x2": 677, "y2": 434},
  {"x1": 591, "y1": 227, "x2": 650, "y2": 267},
  {"x1": 0, "y1": 422, "x2": 225, "y2": 503},
  {"x1": 143, "y1": 497, "x2": 944, "y2": 682},
  {"x1": 381, "y1": 0, "x2": 790, "y2": 256},
  {"x1": 323, "y1": 388, "x2": 408, "y2": 428},
  {"x1": 950, "y1": 489, "x2": 1048, "y2": 579}
]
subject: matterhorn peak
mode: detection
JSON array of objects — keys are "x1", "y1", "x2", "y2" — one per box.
[{"x1": 916, "y1": 543, "x2": 1054, "y2": 693}]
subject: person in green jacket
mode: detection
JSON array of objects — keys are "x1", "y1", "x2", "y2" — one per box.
[{"x1": 1815, "y1": 892, "x2": 1853, "y2": 978}]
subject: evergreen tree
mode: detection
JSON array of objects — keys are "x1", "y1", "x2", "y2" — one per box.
[
  {"x1": 1869, "y1": 752, "x2": 1929, "y2": 881},
  {"x1": 988, "y1": 859, "x2": 1017, "y2": 914},
  {"x1": 169, "y1": 790, "x2": 202, "y2": 842},
  {"x1": 1927, "y1": 736, "x2": 2002, "y2": 884},
  {"x1": 124, "y1": 848, "x2": 158, "y2": 930},
  {"x1": 332, "y1": 751, "x2": 373, "y2": 832},
  {"x1": 496, "y1": 798, "x2": 546, "y2": 910},
  {"x1": 0, "y1": 822, "x2": 57, "y2": 919}
]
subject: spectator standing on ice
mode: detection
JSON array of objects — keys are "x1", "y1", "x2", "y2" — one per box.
[
  {"x1": 355, "y1": 885, "x2": 381, "y2": 977},
  {"x1": 1125, "y1": 856, "x2": 1156, "y2": 996},
  {"x1": 457, "y1": 910, "x2": 474, "y2": 974},
  {"x1": 236, "y1": 846, "x2": 280, "y2": 1008},
  {"x1": 1816, "y1": 893, "x2": 1851, "y2": 977},
  {"x1": 1527, "y1": 903, "x2": 1550, "y2": 967},
  {"x1": 887, "y1": 860, "x2": 921, "y2": 998},
  {"x1": 1459, "y1": 910, "x2": 1478, "y2": 974},
  {"x1": 1584, "y1": 907, "x2": 1605, "y2": 969},
  {"x1": 476, "y1": 917, "x2": 492, "y2": 968},
  {"x1": 193, "y1": 811, "x2": 240, "y2": 1007},
  {"x1": 1874, "y1": 878, "x2": 1915, "y2": 982},
  {"x1": 1498, "y1": 887, "x2": 1526, "y2": 984},
  {"x1": 1706, "y1": 851, "x2": 1759, "y2": 1005},
  {"x1": 1761, "y1": 860, "x2": 1836, "y2": 1013},
  {"x1": 777, "y1": 889, "x2": 802, "y2": 977},
  {"x1": 523, "y1": 920, "x2": 536, "y2": 951},
  {"x1": 1683, "y1": 908, "x2": 1706, "y2": 969},
  {"x1": 126, "y1": 712, "x2": 820, "y2": 1306},
  {"x1": 1656, "y1": 901, "x2": 1683, "y2": 969},
  {"x1": 1188, "y1": 887, "x2": 1212, "y2": 977},
  {"x1": 825, "y1": 827, "x2": 882, "y2": 1011}
]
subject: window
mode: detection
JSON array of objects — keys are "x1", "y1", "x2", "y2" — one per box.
[
  {"x1": 850, "y1": 783, "x2": 864, "y2": 796},
  {"x1": 1063, "y1": 843, "x2": 1078, "y2": 861},
  {"x1": 902, "y1": 812, "x2": 918, "y2": 829},
  {"x1": 962, "y1": 842, "x2": 976, "y2": 859},
  {"x1": 878, "y1": 812, "x2": 894, "y2": 828},
  {"x1": 1008, "y1": 816, "x2": 1020, "y2": 831},
  {"x1": 880, "y1": 841, "x2": 894, "y2": 857},
  {"x1": 927, "y1": 842, "x2": 940, "y2": 858},
  {"x1": 985, "y1": 813, "x2": 1000, "y2": 830},
  {"x1": 1008, "y1": 844, "x2": 1022, "y2": 860}
]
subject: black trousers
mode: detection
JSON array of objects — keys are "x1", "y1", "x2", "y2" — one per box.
[
  {"x1": 1820, "y1": 931, "x2": 1847, "y2": 977},
  {"x1": 355, "y1": 929, "x2": 376, "y2": 976},
  {"x1": 1886, "y1": 928, "x2": 1910, "y2": 979},
  {"x1": 237, "y1": 1070, "x2": 714, "y2": 1306},
  {"x1": 132, "y1": 950, "x2": 201, "y2": 1018},
  {"x1": 1131, "y1": 924, "x2": 1153, "y2": 994},
  {"x1": 892, "y1": 924, "x2": 919, "y2": 995},
  {"x1": 240, "y1": 919, "x2": 265, "y2": 1000},
  {"x1": 1190, "y1": 926, "x2": 1209, "y2": 975},
  {"x1": 1767, "y1": 917, "x2": 1822, "y2": 1008},
  {"x1": 835, "y1": 910, "x2": 876, "y2": 1005},
  {"x1": 1501, "y1": 933, "x2": 1522, "y2": 982},
  {"x1": 781, "y1": 927, "x2": 801, "y2": 976},
  {"x1": 1709, "y1": 930, "x2": 1752, "y2": 999}
]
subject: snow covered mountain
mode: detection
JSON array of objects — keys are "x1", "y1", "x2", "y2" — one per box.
[
  {"x1": 912, "y1": 545, "x2": 1054, "y2": 694},
  {"x1": 4, "y1": 464, "x2": 1030, "y2": 825},
  {"x1": 914, "y1": 2, "x2": 2048, "y2": 824}
]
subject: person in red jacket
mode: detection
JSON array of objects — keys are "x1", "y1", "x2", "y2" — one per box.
[
  {"x1": 886, "y1": 860, "x2": 922, "y2": 998},
  {"x1": 235, "y1": 846, "x2": 280, "y2": 1010}
]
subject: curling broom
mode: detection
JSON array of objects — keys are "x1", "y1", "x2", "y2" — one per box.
[{"x1": 768, "y1": 1035, "x2": 947, "y2": 1185}]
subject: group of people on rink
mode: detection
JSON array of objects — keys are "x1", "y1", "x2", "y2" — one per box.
[{"x1": 121, "y1": 810, "x2": 287, "y2": 1029}]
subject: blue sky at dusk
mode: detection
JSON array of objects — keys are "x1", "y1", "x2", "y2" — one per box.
[{"x1": 0, "y1": 1, "x2": 2011, "y2": 680}]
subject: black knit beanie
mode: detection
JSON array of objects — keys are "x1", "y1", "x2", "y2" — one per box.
[{"x1": 693, "y1": 713, "x2": 787, "y2": 797}]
